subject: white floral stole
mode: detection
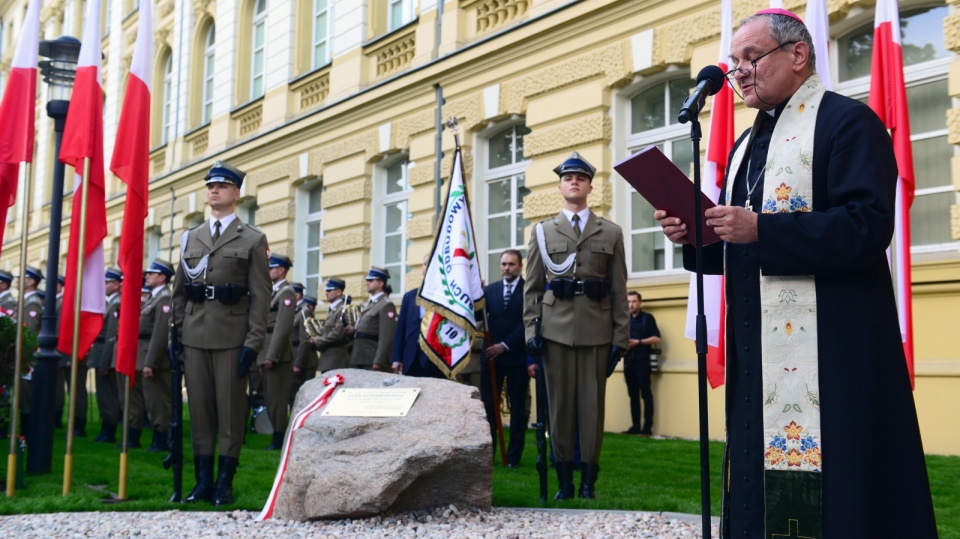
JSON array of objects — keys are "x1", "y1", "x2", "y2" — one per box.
[{"x1": 726, "y1": 74, "x2": 826, "y2": 474}]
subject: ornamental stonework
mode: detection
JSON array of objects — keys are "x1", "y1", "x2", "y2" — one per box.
[
  {"x1": 393, "y1": 110, "x2": 435, "y2": 149},
  {"x1": 256, "y1": 201, "x2": 296, "y2": 226},
  {"x1": 442, "y1": 94, "x2": 486, "y2": 132},
  {"x1": 269, "y1": 242, "x2": 293, "y2": 258},
  {"x1": 523, "y1": 191, "x2": 564, "y2": 221},
  {"x1": 947, "y1": 108, "x2": 960, "y2": 145},
  {"x1": 320, "y1": 228, "x2": 371, "y2": 254},
  {"x1": 944, "y1": 14, "x2": 960, "y2": 52},
  {"x1": 323, "y1": 179, "x2": 372, "y2": 208},
  {"x1": 409, "y1": 160, "x2": 436, "y2": 186},
  {"x1": 407, "y1": 214, "x2": 436, "y2": 239},
  {"x1": 501, "y1": 42, "x2": 632, "y2": 115},
  {"x1": 437, "y1": 152, "x2": 475, "y2": 182},
  {"x1": 308, "y1": 131, "x2": 379, "y2": 174},
  {"x1": 247, "y1": 158, "x2": 299, "y2": 189},
  {"x1": 523, "y1": 113, "x2": 612, "y2": 159}
]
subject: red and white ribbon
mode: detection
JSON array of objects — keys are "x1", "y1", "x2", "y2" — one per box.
[{"x1": 257, "y1": 374, "x2": 344, "y2": 521}]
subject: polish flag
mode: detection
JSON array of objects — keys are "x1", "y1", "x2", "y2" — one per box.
[
  {"x1": 111, "y1": 3, "x2": 152, "y2": 383},
  {"x1": 685, "y1": 0, "x2": 734, "y2": 389},
  {"x1": 804, "y1": 0, "x2": 833, "y2": 91},
  {"x1": 0, "y1": 0, "x2": 40, "y2": 254},
  {"x1": 868, "y1": 0, "x2": 915, "y2": 387},
  {"x1": 57, "y1": 0, "x2": 106, "y2": 360}
]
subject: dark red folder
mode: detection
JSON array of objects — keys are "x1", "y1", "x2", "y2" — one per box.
[{"x1": 614, "y1": 145, "x2": 721, "y2": 246}]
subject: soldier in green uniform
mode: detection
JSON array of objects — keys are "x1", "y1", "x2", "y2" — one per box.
[
  {"x1": 18, "y1": 266, "x2": 44, "y2": 433},
  {"x1": 346, "y1": 268, "x2": 396, "y2": 371},
  {"x1": 290, "y1": 289, "x2": 318, "y2": 405},
  {"x1": 523, "y1": 152, "x2": 629, "y2": 500},
  {"x1": 311, "y1": 278, "x2": 351, "y2": 374},
  {"x1": 0, "y1": 270, "x2": 16, "y2": 315},
  {"x1": 91, "y1": 270, "x2": 122, "y2": 443},
  {"x1": 259, "y1": 254, "x2": 296, "y2": 451},
  {"x1": 140, "y1": 259, "x2": 174, "y2": 452},
  {"x1": 171, "y1": 161, "x2": 271, "y2": 506}
]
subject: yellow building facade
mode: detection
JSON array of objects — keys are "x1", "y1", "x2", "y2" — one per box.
[{"x1": 1, "y1": 0, "x2": 957, "y2": 454}]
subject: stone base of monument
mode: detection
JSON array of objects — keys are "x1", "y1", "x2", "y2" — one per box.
[{"x1": 270, "y1": 368, "x2": 492, "y2": 521}]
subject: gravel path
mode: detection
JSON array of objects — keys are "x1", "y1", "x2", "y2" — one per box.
[{"x1": 1, "y1": 506, "x2": 719, "y2": 538}]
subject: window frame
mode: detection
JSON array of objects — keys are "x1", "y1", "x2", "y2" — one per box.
[
  {"x1": 311, "y1": 0, "x2": 331, "y2": 70},
  {"x1": 250, "y1": 0, "x2": 268, "y2": 100},
  {"x1": 478, "y1": 122, "x2": 531, "y2": 280},
  {"x1": 373, "y1": 155, "x2": 413, "y2": 294},
  {"x1": 201, "y1": 23, "x2": 216, "y2": 125}
]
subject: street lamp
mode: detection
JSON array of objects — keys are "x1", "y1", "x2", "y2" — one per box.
[{"x1": 29, "y1": 36, "x2": 80, "y2": 474}]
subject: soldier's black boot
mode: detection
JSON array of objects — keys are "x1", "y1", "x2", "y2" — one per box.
[
  {"x1": 579, "y1": 462, "x2": 599, "y2": 499},
  {"x1": 74, "y1": 417, "x2": 87, "y2": 438},
  {"x1": 554, "y1": 461, "x2": 575, "y2": 500},
  {"x1": 55, "y1": 409, "x2": 63, "y2": 429},
  {"x1": 265, "y1": 431, "x2": 284, "y2": 451},
  {"x1": 148, "y1": 429, "x2": 170, "y2": 452},
  {"x1": 93, "y1": 423, "x2": 110, "y2": 442},
  {"x1": 185, "y1": 456, "x2": 216, "y2": 503},
  {"x1": 213, "y1": 456, "x2": 239, "y2": 506},
  {"x1": 119, "y1": 428, "x2": 142, "y2": 449}
]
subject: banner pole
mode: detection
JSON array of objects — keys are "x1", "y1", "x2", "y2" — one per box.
[
  {"x1": 118, "y1": 382, "x2": 130, "y2": 500},
  {"x1": 63, "y1": 157, "x2": 92, "y2": 496},
  {"x1": 6, "y1": 161, "x2": 33, "y2": 497}
]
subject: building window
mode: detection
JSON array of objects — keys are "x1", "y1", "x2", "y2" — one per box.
[
  {"x1": 147, "y1": 227, "x2": 161, "y2": 262},
  {"x1": 312, "y1": 0, "x2": 330, "y2": 69},
  {"x1": 377, "y1": 157, "x2": 411, "y2": 293},
  {"x1": 625, "y1": 77, "x2": 695, "y2": 273},
  {"x1": 202, "y1": 23, "x2": 215, "y2": 124},
  {"x1": 388, "y1": 0, "x2": 414, "y2": 31},
  {"x1": 250, "y1": 0, "x2": 267, "y2": 100},
  {"x1": 484, "y1": 124, "x2": 530, "y2": 274},
  {"x1": 160, "y1": 53, "x2": 173, "y2": 145},
  {"x1": 301, "y1": 183, "x2": 323, "y2": 296},
  {"x1": 237, "y1": 197, "x2": 258, "y2": 226},
  {"x1": 835, "y1": 5, "x2": 954, "y2": 250}
]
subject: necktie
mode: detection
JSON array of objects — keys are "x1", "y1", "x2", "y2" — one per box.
[
  {"x1": 572, "y1": 214, "x2": 581, "y2": 238},
  {"x1": 213, "y1": 220, "x2": 221, "y2": 243},
  {"x1": 504, "y1": 283, "x2": 513, "y2": 307}
]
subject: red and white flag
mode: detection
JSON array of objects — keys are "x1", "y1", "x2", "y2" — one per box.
[
  {"x1": 111, "y1": 3, "x2": 152, "y2": 383},
  {"x1": 804, "y1": 0, "x2": 833, "y2": 91},
  {"x1": 0, "y1": 0, "x2": 40, "y2": 255},
  {"x1": 685, "y1": 0, "x2": 734, "y2": 389},
  {"x1": 869, "y1": 0, "x2": 915, "y2": 387},
  {"x1": 57, "y1": 0, "x2": 106, "y2": 360}
]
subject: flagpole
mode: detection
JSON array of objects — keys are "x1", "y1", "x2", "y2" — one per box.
[
  {"x1": 63, "y1": 157, "x2": 93, "y2": 496},
  {"x1": 5, "y1": 161, "x2": 32, "y2": 498},
  {"x1": 118, "y1": 382, "x2": 130, "y2": 500}
]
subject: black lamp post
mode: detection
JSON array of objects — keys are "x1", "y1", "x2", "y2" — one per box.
[{"x1": 28, "y1": 36, "x2": 80, "y2": 474}]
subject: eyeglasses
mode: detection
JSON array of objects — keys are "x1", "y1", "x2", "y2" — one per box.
[{"x1": 725, "y1": 41, "x2": 797, "y2": 80}]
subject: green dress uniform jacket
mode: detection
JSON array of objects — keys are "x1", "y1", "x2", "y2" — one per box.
[
  {"x1": 349, "y1": 295, "x2": 396, "y2": 370},
  {"x1": 171, "y1": 217, "x2": 271, "y2": 459},
  {"x1": 89, "y1": 294, "x2": 121, "y2": 369},
  {"x1": 22, "y1": 291, "x2": 43, "y2": 335},
  {"x1": 315, "y1": 301, "x2": 350, "y2": 373},
  {"x1": 0, "y1": 290, "x2": 16, "y2": 315}
]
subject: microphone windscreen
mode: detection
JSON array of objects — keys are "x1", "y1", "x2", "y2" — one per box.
[{"x1": 697, "y1": 65, "x2": 727, "y2": 96}]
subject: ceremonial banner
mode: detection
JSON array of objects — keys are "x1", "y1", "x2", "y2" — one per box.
[
  {"x1": 57, "y1": 0, "x2": 106, "y2": 359},
  {"x1": 417, "y1": 147, "x2": 485, "y2": 379},
  {"x1": 685, "y1": 0, "x2": 733, "y2": 389},
  {"x1": 869, "y1": 0, "x2": 915, "y2": 386},
  {"x1": 111, "y1": 3, "x2": 152, "y2": 384}
]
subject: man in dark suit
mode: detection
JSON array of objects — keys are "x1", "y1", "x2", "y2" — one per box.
[
  {"x1": 391, "y1": 255, "x2": 445, "y2": 379},
  {"x1": 481, "y1": 249, "x2": 529, "y2": 467}
]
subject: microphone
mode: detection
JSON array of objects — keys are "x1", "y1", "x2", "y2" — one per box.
[{"x1": 677, "y1": 65, "x2": 726, "y2": 124}]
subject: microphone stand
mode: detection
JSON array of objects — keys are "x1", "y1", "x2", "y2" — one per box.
[{"x1": 685, "y1": 111, "x2": 712, "y2": 539}]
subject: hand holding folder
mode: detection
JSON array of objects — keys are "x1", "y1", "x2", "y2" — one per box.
[{"x1": 614, "y1": 146, "x2": 722, "y2": 246}]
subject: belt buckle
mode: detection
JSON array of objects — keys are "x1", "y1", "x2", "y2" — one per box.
[
  {"x1": 205, "y1": 285, "x2": 216, "y2": 300},
  {"x1": 574, "y1": 280, "x2": 585, "y2": 295}
]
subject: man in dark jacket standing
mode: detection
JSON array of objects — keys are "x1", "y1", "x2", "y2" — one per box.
[{"x1": 481, "y1": 249, "x2": 528, "y2": 467}]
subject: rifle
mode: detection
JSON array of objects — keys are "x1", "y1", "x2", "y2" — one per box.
[
  {"x1": 532, "y1": 296, "x2": 548, "y2": 504},
  {"x1": 163, "y1": 325, "x2": 184, "y2": 503}
]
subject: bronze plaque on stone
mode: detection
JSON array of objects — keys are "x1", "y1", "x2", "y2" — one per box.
[{"x1": 322, "y1": 388, "x2": 421, "y2": 417}]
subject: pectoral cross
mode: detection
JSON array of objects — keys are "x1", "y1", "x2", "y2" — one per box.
[{"x1": 745, "y1": 199, "x2": 753, "y2": 212}]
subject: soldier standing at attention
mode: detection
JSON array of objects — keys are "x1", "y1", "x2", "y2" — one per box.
[
  {"x1": 140, "y1": 259, "x2": 175, "y2": 453},
  {"x1": 91, "y1": 270, "x2": 122, "y2": 443},
  {"x1": 523, "y1": 152, "x2": 629, "y2": 500},
  {"x1": 311, "y1": 278, "x2": 351, "y2": 374},
  {"x1": 346, "y1": 267, "x2": 396, "y2": 371},
  {"x1": 291, "y1": 292, "x2": 318, "y2": 405},
  {"x1": 171, "y1": 161, "x2": 271, "y2": 506},
  {"x1": 259, "y1": 254, "x2": 296, "y2": 451},
  {"x1": 0, "y1": 270, "x2": 16, "y2": 314}
]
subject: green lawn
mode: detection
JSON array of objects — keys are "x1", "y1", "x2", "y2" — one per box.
[{"x1": 1, "y1": 414, "x2": 957, "y2": 539}]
